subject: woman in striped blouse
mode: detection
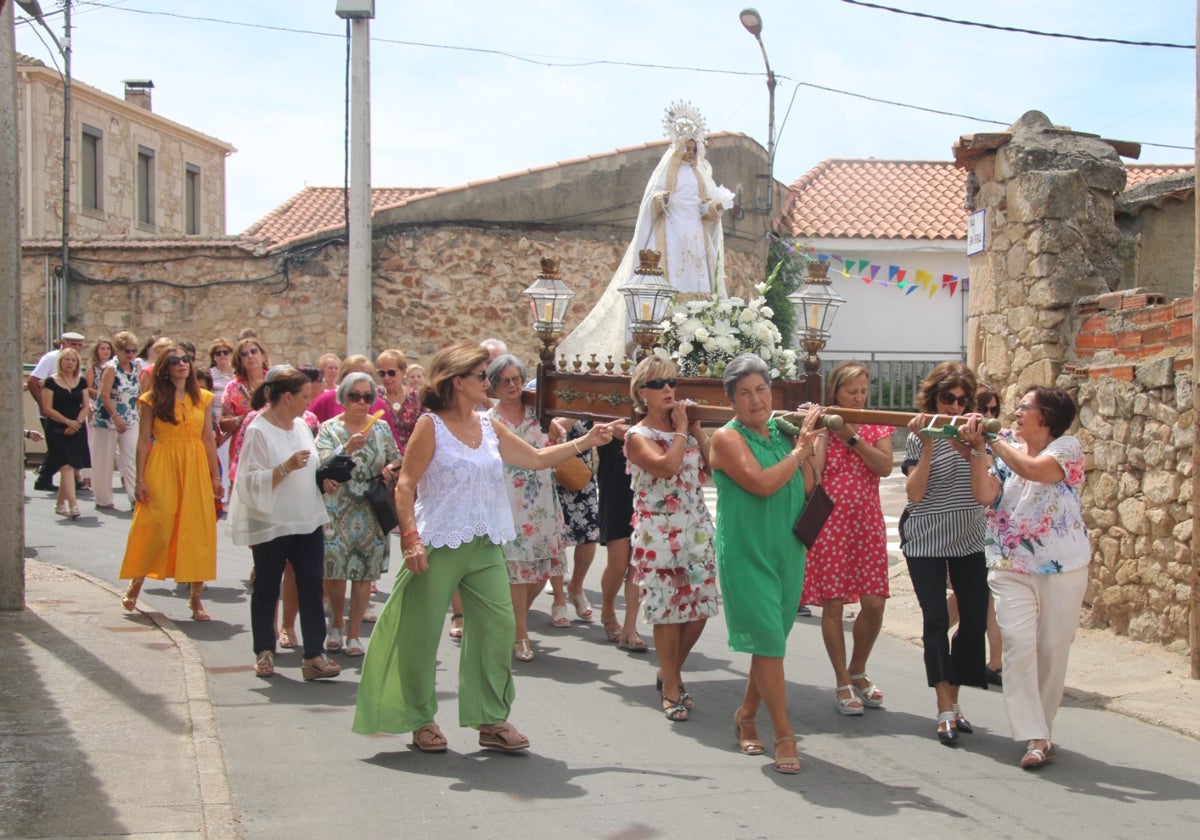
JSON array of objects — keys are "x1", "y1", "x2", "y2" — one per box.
[{"x1": 900, "y1": 362, "x2": 990, "y2": 746}]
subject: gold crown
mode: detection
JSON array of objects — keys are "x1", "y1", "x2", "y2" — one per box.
[
  {"x1": 637, "y1": 250, "x2": 664, "y2": 274},
  {"x1": 537, "y1": 257, "x2": 562, "y2": 279}
]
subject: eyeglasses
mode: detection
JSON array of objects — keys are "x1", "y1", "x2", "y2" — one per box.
[
  {"x1": 980, "y1": 403, "x2": 1001, "y2": 417},
  {"x1": 212, "y1": 348, "x2": 232, "y2": 357},
  {"x1": 239, "y1": 346, "x2": 261, "y2": 357},
  {"x1": 465, "y1": 370, "x2": 487, "y2": 381},
  {"x1": 643, "y1": 377, "x2": 678, "y2": 390},
  {"x1": 1015, "y1": 402, "x2": 1041, "y2": 414},
  {"x1": 346, "y1": 391, "x2": 374, "y2": 403},
  {"x1": 937, "y1": 391, "x2": 969, "y2": 407},
  {"x1": 166, "y1": 355, "x2": 193, "y2": 366},
  {"x1": 498, "y1": 375, "x2": 524, "y2": 387},
  {"x1": 120, "y1": 347, "x2": 138, "y2": 354},
  {"x1": 379, "y1": 369, "x2": 399, "y2": 378}
]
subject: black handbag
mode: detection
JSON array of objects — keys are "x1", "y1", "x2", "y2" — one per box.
[
  {"x1": 364, "y1": 474, "x2": 399, "y2": 535},
  {"x1": 315, "y1": 453, "x2": 356, "y2": 489},
  {"x1": 793, "y1": 482, "x2": 835, "y2": 548}
]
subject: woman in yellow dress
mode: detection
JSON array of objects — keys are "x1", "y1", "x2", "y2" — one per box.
[{"x1": 118, "y1": 343, "x2": 223, "y2": 620}]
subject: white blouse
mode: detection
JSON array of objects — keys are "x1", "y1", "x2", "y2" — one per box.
[{"x1": 228, "y1": 413, "x2": 329, "y2": 546}]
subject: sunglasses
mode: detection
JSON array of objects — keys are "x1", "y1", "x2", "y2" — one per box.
[
  {"x1": 464, "y1": 370, "x2": 487, "y2": 381},
  {"x1": 379, "y1": 369, "x2": 399, "y2": 377},
  {"x1": 643, "y1": 377, "x2": 677, "y2": 390},
  {"x1": 212, "y1": 348, "x2": 232, "y2": 357},
  {"x1": 120, "y1": 347, "x2": 138, "y2": 354},
  {"x1": 166, "y1": 355, "x2": 193, "y2": 366},
  {"x1": 980, "y1": 403, "x2": 1000, "y2": 417},
  {"x1": 937, "y1": 391, "x2": 969, "y2": 407},
  {"x1": 345, "y1": 391, "x2": 374, "y2": 403},
  {"x1": 239, "y1": 346, "x2": 261, "y2": 357}
]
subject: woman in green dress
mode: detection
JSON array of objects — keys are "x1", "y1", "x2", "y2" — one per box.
[{"x1": 709, "y1": 354, "x2": 822, "y2": 775}]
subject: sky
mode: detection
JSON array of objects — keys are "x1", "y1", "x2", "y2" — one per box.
[{"x1": 13, "y1": 0, "x2": 1197, "y2": 236}]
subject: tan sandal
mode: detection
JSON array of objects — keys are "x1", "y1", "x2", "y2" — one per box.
[
  {"x1": 188, "y1": 583, "x2": 211, "y2": 622},
  {"x1": 618, "y1": 631, "x2": 648, "y2": 653},
  {"x1": 121, "y1": 577, "x2": 144, "y2": 612},
  {"x1": 601, "y1": 615, "x2": 621, "y2": 642},
  {"x1": 478, "y1": 721, "x2": 529, "y2": 752},
  {"x1": 735, "y1": 715, "x2": 764, "y2": 755},
  {"x1": 301, "y1": 654, "x2": 342, "y2": 681},
  {"x1": 773, "y1": 736, "x2": 801, "y2": 774},
  {"x1": 254, "y1": 650, "x2": 274, "y2": 678},
  {"x1": 411, "y1": 723, "x2": 448, "y2": 753}
]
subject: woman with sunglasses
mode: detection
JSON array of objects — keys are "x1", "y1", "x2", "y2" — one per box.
[
  {"x1": 308, "y1": 354, "x2": 387, "y2": 423},
  {"x1": 625, "y1": 356, "x2": 717, "y2": 723},
  {"x1": 220, "y1": 338, "x2": 269, "y2": 488},
  {"x1": 353, "y1": 342, "x2": 616, "y2": 752},
  {"x1": 961, "y1": 386, "x2": 1088, "y2": 769},
  {"x1": 801, "y1": 360, "x2": 893, "y2": 715},
  {"x1": 316, "y1": 372, "x2": 402, "y2": 657},
  {"x1": 208, "y1": 338, "x2": 237, "y2": 499},
  {"x1": 93, "y1": 331, "x2": 141, "y2": 510},
  {"x1": 118, "y1": 345, "x2": 222, "y2": 621},
  {"x1": 377, "y1": 348, "x2": 424, "y2": 455},
  {"x1": 900, "y1": 362, "x2": 989, "y2": 745}
]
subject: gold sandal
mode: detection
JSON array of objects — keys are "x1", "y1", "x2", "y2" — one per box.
[
  {"x1": 121, "y1": 577, "x2": 144, "y2": 612},
  {"x1": 773, "y1": 736, "x2": 801, "y2": 774},
  {"x1": 735, "y1": 714, "x2": 765, "y2": 755}
]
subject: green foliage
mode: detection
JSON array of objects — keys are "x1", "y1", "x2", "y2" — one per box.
[{"x1": 764, "y1": 235, "x2": 806, "y2": 350}]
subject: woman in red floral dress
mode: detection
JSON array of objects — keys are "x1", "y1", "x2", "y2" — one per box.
[{"x1": 801, "y1": 361, "x2": 893, "y2": 716}]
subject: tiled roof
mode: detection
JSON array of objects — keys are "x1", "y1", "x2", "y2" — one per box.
[
  {"x1": 16, "y1": 52, "x2": 46, "y2": 67},
  {"x1": 1125, "y1": 164, "x2": 1193, "y2": 188},
  {"x1": 779, "y1": 159, "x2": 967, "y2": 241},
  {"x1": 242, "y1": 186, "x2": 437, "y2": 246}
]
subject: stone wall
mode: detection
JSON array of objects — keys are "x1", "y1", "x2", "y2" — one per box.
[
  {"x1": 1064, "y1": 290, "x2": 1193, "y2": 648},
  {"x1": 20, "y1": 226, "x2": 763, "y2": 369}
]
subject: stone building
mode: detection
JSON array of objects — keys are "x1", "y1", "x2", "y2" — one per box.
[
  {"x1": 954, "y1": 110, "x2": 1195, "y2": 650},
  {"x1": 16, "y1": 52, "x2": 234, "y2": 241}
]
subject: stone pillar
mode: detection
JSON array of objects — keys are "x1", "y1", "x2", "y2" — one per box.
[{"x1": 963, "y1": 110, "x2": 1127, "y2": 404}]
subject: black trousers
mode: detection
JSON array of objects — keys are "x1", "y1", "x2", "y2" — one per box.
[
  {"x1": 905, "y1": 551, "x2": 989, "y2": 689},
  {"x1": 250, "y1": 527, "x2": 326, "y2": 659}
]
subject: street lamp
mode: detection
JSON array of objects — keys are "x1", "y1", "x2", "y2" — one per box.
[
  {"x1": 739, "y1": 7, "x2": 776, "y2": 218},
  {"x1": 523, "y1": 257, "x2": 575, "y2": 368},
  {"x1": 17, "y1": 0, "x2": 70, "y2": 347},
  {"x1": 620, "y1": 250, "x2": 675, "y2": 361},
  {"x1": 788, "y1": 264, "x2": 846, "y2": 402}
]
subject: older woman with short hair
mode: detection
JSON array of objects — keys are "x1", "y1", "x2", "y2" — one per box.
[
  {"x1": 962, "y1": 385, "x2": 1089, "y2": 769},
  {"x1": 316, "y1": 372, "x2": 401, "y2": 657},
  {"x1": 309, "y1": 354, "x2": 387, "y2": 423},
  {"x1": 709, "y1": 353, "x2": 821, "y2": 773},
  {"x1": 377, "y1": 348, "x2": 423, "y2": 455},
  {"x1": 625, "y1": 355, "x2": 717, "y2": 723},
  {"x1": 486, "y1": 353, "x2": 568, "y2": 661}
]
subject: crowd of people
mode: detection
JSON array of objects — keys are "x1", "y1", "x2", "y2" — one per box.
[{"x1": 24, "y1": 330, "x2": 1091, "y2": 772}]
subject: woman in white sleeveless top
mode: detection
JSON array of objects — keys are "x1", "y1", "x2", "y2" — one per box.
[{"x1": 352, "y1": 342, "x2": 616, "y2": 753}]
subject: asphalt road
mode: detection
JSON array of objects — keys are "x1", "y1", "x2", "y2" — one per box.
[{"x1": 21, "y1": 470, "x2": 1200, "y2": 839}]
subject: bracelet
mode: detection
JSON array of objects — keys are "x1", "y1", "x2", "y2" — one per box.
[
  {"x1": 400, "y1": 529, "x2": 420, "y2": 541},
  {"x1": 672, "y1": 432, "x2": 687, "y2": 441},
  {"x1": 969, "y1": 447, "x2": 991, "y2": 458},
  {"x1": 572, "y1": 439, "x2": 583, "y2": 455},
  {"x1": 277, "y1": 463, "x2": 289, "y2": 478}
]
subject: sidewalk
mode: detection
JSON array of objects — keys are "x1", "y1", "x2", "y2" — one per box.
[{"x1": 1, "y1": 559, "x2": 240, "y2": 840}]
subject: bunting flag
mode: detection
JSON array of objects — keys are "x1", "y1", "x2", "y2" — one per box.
[{"x1": 805, "y1": 252, "x2": 966, "y2": 301}]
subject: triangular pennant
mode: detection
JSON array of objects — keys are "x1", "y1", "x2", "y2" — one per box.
[
  {"x1": 870, "y1": 264, "x2": 882, "y2": 280},
  {"x1": 916, "y1": 269, "x2": 932, "y2": 289},
  {"x1": 905, "y1": 284, "x2": 918, "y2": 296},
  {"x1": 946, "y1": 279, "x2": 958, "y2": 297}
]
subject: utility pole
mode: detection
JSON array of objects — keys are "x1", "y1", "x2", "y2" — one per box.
[
  {"x1": 1190, "y1": 0, "x2": 1198, "y2": 680},
  {"x1": 1, "y1": 0, "x2": 28, "y2": 610},
  {"x1": 337, "y1": 1, "x2": 374, "y2": 357}
]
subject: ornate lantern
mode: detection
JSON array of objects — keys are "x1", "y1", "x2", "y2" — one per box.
[
  {"x1": 523, "y1": 257, "x2": 575, "y2": 367},
  {"x1": 620, "y1": 250, "x2": 675, "y2": 361},
  {"x1": 787, "y1": 262, "x2": 845, "y2": 380}
]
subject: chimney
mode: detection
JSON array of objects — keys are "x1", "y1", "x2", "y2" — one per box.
[{"x1": 123, "y1": 79, "x2": 154, "y2": 111}]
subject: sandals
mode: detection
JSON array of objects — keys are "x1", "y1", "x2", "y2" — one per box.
[
  {"x1": 937, "y1": 711, "x2": 959, "y2": 746},
  {"x1": 325, "y1": 627, "x2": 343, "y2": 652},
  {"x1": 411, "y1": 723, "x2": 448, "y2": 753},
  {"x1": 656, "y1": 675, "x2": 693, "y2": 709},
  {"x1": 835, "y1": 685, "x2": 864, "y2": 716},
  {"x1": 120, "y1": 578, "x2": 143, "y2": 612},
  {"x1": 773, "y1": 736, "x2": 802, "y2": 774},
  {"x1": 254, "y1": 650, "x2": 275, "y2": 678},
  {"x1": 188, "y1": 584, "x2": 211, "y2": 622},
  {"x1": 343, "y1": 637, "x2": 365, "y2": 657},
  {"x1": 734, "y1": 715, "x2": 764, "y2": 755},
  {"x1": 278, "y1": 627, "x2": 298, "y2": 649},
  {"x1": 513, "y1": 638, "x2": 534, "y2": 662},
  {"x1": 549, "y1": 603, "x2": 571, "y2": 628},
  {"x1": 301, "y1": 654, "x2": 342, "y2": 681},
  {"x1": 618, "y1": 631, "x2": 649, "y2": 653},
  {"x1": 661, "y1": 692, "x2": 689, "y2": 722},
  {"x1": 478, "y1": 721, "x2": 530, "y2": 752},
  {"x1": 1020, "y1": 739, "x2": 1055, "y2": 769},
  {"x1": 448, "y1": 613, "x2": 464, "y2": 640},
  {"x1": 601, "y1": 615, "x2": 621, "y2": 642},
  {"x1": 850, "y1": 673, "x2": 884, "y2": 708},
  {"x1": 68, "y1": 504, "x2": 81, "y2": 519},
  {"x1": 952, "y1": 704, "x2": 973, "y2": 734},
  {"x1": 569, "y1": 591, "x2": 594, "y2": 620},
  {"x1": 55, "y1": 503, "x2": 69, "y2": 518}
]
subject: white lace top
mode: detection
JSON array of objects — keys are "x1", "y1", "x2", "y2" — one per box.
[{"x1": 416, "y1": 413, "x2": 516, "y2": 548}]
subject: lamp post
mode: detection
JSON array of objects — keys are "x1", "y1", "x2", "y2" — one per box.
[
  {"x1": 17, "y1": 0, "x2": 69, "y2": 347},
  {"x1": 523, "y1": 256, "x2": 575, "y2": 369},
  {"x1": 620, "y1": 250, "x2": 675, "y2": 361},
  {"x1": 788, "y1": 262, "x2": 845, "y2": 402},
  {"x1": 739, "y1": 7, "x2": 775, "y2": 219}
]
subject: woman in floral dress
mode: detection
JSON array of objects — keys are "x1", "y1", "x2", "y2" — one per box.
[
  {"x1": 625, "y1": 356, "x2": 717, "y2": 723},
  {"x1": 486, "y1": 355, "x2": 567, "y2": 662},
  {"x1": 801, "y1": 360, "x2": 893, "y2": 715},
  {"x1": 316, "y1": 372, "x2": 401, "y2": 658},
  {"x1": 93, "y1": 331, "x2": 141, "y2": 509},
  {"x1": 376, "y1": 348, "x2": 424, "y2": 455}
]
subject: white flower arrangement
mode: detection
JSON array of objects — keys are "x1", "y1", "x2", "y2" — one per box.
[{"x1": 657, "y1": 283, "x2": 798, "y2": 379}]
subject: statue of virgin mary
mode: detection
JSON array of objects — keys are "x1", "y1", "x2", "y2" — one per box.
[{"x1": 560, "y1": 101, "x2": 734, "y2": 363}]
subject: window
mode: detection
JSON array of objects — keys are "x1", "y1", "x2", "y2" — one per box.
[
  {"x1": 136, "y1": 146, "x2": 155, "y2": 226},
  {"x1": 185, "y1": 164, "x2": 201, "y2": 235},
  {"x1": 81, "y1": 125, "x2": 102, "y2": 211}
]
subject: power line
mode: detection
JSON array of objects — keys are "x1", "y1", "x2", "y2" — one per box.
[{"x1": 840, "y1": 1, "x2": 1195, "y2": 50}]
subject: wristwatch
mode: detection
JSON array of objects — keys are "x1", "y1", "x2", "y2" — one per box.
[{"x1": 846, "y1": 434, "x2": 860, "y2": 448}]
